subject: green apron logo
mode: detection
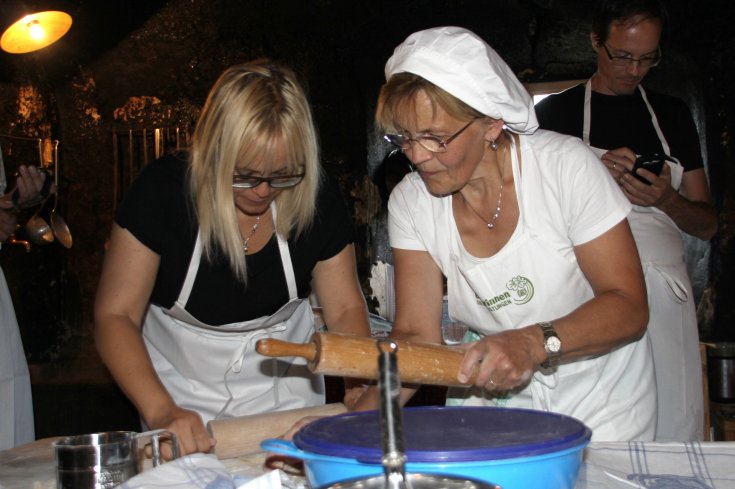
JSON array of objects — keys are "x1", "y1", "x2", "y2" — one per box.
[
  {"x1": 507, "y1": 276, "x2": 534, "y2": 305},
  {"x1": 476, "y1": 275, "x2": 534, "y2": 312}
]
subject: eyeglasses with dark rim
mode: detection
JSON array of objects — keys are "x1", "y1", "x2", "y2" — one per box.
[
  {"x1": 601, "y1": 43, "x2": 661, "y2": 68},
  {"x1": 383, "y1": 119, "x2": 477, "y2": 153},
  {"x1": 232, "y1": 171, "x2": 305, "y2": 189}
]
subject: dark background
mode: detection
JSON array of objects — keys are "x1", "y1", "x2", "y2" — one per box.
[{"x1": 0, "y1": 0, "x2": 732, "y2": 438}]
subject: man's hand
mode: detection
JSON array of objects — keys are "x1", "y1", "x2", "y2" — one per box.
[
  {"x1": 600, "y1": 147, "x2": 636, "y2": 185},
  {"x1": 601, "y1": 147, "x2": 716, "y2": 240},
  {"x1": 620, "y1": 163, "x2": 676, "y2": 207}
]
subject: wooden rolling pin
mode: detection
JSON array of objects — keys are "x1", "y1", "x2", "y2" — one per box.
[
  {"x1": 207, "y1": 403, "x2": 347, "y2": 459},
  {"x1": 256, "y1": 332, "x2": 477, "y2": 387}
]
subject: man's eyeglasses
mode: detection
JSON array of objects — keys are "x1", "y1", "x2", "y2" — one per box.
[
  {"x1": 232, "y1": 171, "x2": 305, "y2": 189},
  {"x1": 601, "y1": 43, "x2": 661, "y2": 68},
  {"x1": 384, "y1": 119, "x2": 476, "y2": 153}
]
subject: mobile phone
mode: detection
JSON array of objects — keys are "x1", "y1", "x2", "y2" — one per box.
[{"x1": 632, "y1": 154, "x2": 672, "y2": 185}]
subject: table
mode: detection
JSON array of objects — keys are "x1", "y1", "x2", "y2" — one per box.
[{"x1": 2, "y1": 438, "x2": 735, "y2": 489}]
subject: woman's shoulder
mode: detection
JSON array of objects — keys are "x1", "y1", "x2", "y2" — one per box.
[
  {"x1": 523, "y1": 130, "x2": 598, "y2": 171},
  {"x1": 311, "y1": 174, "x2": 354, "y2": 231},
  {"x1": 390, "y1": 171, "x2": 429, "y2": 201},
  {"x1": 116, "y1": 151, "x2": 192, "y2": 229},
  {"x1": 316, "y1": 173, "x2": 345, "y2": 204},
  {"x1": 520, "y1": 131, "x2": 615, "y2": 199},
  {"x1": 135, "y1": 151, "x2": 190, "y2": 186}
]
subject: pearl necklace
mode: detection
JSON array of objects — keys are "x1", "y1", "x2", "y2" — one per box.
[
  {"x1": 462, "y1": 147, "x2": 506, "y2": 231},
  {"x1": 241, "y1": 216, "x2": 260, "y2": 252}
]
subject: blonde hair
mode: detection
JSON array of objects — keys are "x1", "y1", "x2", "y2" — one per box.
[
  {"x1": 375, "y1": 72, "x2": 509, "y2": 150},
  {"x1": 189, "y1": 59, "x2": 322, "y2": 282}
]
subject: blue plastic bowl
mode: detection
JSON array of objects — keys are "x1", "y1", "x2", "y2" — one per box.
[{"x1": 261, "y1": 406, "x2": 591, "y2": 489}]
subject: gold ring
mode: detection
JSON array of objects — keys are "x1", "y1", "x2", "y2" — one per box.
[
  {"x1": 487, "y1": 379, "x2": 496, "y2": 388},
  {"x1": 612, "y1": 162, "x2": 617, "y2": 170}
]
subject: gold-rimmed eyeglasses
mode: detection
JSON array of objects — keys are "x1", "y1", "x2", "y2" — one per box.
[
  {"x1": 384, "y1": 119, "x2": 477, "y2": 153},
  {"x1": 232, "y1": 171, "x2": 305, "y2": 189},
  {"x1": 601, "y1": 43, "x2": 661, "y2": 68}
]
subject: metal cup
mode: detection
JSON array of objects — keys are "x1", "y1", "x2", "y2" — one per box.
[{"x1": 54, "y1": 429, "x2": 179, "y2": 489}]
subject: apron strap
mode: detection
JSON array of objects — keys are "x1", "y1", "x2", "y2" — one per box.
[
  {"x1": 583, "y1": 81, "x2": 592, "y2": 145},
  {"x1": 637, "y1": 85, "x2": 671, "y2": 155},
  {"x1": 272, "y1": 202, "x2": 298, "y2": 300},
  {"x1": 177, "y1": 232, "x2": 203, "y2": 306}
]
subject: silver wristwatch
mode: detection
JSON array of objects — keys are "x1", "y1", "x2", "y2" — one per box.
[{"x1": 539, "y1": 322, "x2": 561, "y2": 369}]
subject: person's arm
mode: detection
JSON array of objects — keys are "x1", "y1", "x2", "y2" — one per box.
[
  {"x1": 635, "y1": 166, "x2": 716, "y2": 240},
  {"x1": 601, "y1": 148, "x2": 717, "y2": 240},
  {"x1": 311, "y1": 243, "x2": 372, "y2": 404},
  {"x1": 456, "y1": 219, "x2": 648, "y2": 391},
  {"x1": 312, "y1": 243, "x2": 370, "y2": 337},
  {"x1": 351, "y1": 247, "x2": 445, "y2": 411},
  {"x1": 94, "y1": 224, "x2": 215, "y2": 455}
]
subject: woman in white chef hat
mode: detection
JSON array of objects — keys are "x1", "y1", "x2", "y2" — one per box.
[{"x1": 353, "y1": 26, "x2": 657, "y2": 441}]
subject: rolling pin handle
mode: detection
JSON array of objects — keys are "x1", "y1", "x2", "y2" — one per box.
[{"x1": 255, "y1": 338, "x2": 317, "y2": 362}]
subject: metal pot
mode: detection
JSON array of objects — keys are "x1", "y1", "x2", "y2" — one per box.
[
  {"x1": 708, "y1": 342, "x2": 735, "y2": 403},
  {"x1": 319, "y1": 339, "x2": 499, "y2": 489}
]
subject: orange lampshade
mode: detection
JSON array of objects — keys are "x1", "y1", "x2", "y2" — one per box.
[{"x1": 1, "y1": 10, "x2": 72, "y2": 54}]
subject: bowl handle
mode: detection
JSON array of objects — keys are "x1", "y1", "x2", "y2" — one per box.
[{"x1": 260, "y1": 438, "x2": 328, "y2": 461}]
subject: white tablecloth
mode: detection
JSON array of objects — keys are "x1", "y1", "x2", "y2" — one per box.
[{"x1": 2, "y1": 439, "x2": 735, "y2": 488}]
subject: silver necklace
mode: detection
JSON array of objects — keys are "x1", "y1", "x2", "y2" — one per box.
[
  {"x1": 241, "y1": 216, "x2": 260, "y2": 252},
  {"x1": 464, "y1": 182, "x2": 503, "y2": 230},
  {"x1": 462, "y1": 149, "x2": 505, "y2": 231}
]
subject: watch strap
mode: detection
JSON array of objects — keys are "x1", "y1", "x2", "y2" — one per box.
[{"x1": 539, "y1": 321, "x2": 561, "y2": 369}]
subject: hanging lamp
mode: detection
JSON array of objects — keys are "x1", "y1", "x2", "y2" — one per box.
[{"x1": 1, "y1": 9, "x2": 72, "y2": 54}]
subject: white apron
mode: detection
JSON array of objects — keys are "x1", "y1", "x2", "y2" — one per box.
[
  {"x1": 0, "y1": 266, "x2": 35, "y2": 449},
  {"x1": 584, "y1": 80, "x2": 703, "y2": 441},
  {"x1": 446, "y1": 136, "x2": 656, "y2": 441},
  {"x1": 142, "y1": 205, "x2": 324, "y2": 425}
]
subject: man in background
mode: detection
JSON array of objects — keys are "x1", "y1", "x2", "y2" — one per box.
[{"x1": 535, "y1": 0, "x2": 716, "y2": 441}]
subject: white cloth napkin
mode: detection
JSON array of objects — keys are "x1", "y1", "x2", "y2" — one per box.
[
  {"x1": 119, "y1": 453, "x2": 281, "y2": 489},
  {"x1": 577, "y1": 441, "x2": 735, "y2": 489}
]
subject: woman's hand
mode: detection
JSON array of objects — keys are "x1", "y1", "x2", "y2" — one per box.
[
  {"x1": 147, "y1": 405, "x2": 216, "y2": 456},
  {"x1": 343, "y1": 384, "x2": 369, "y2": 410},
  {"x1": 457, "y1": 327, "x2": 540, "y2": 392}
]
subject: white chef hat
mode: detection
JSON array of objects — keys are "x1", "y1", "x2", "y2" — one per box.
[{"x1": 385, "y1": 26, "x2": 538, "y2": 135}]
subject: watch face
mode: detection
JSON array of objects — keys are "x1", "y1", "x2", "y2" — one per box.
[{"x1": 546, "y1": 336, "x2": 562, "y2": 353}]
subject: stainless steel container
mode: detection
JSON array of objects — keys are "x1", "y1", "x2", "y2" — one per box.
[{"x1": 54, "y1": 429, "x2": 178, "y2": 489}]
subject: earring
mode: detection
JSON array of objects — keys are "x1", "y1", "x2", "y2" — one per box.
[{"x1": 491, "y1": 139, "x2": 498, "y2": 151}]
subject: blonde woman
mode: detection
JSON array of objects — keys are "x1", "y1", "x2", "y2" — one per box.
[{"x1": 95, "y1": 60, "x2": 370, "y2": 455}]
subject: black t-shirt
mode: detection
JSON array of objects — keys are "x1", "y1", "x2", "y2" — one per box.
[
  {"x1": 534, "y1": 83, "x2": 703, "y2": 172},
  {"x1": 115, "y1": 152, "x2": 355, "y2": 325}
]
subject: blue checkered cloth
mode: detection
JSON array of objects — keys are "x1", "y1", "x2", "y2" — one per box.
[{"x1": 578, "y1": 442, "x2": 735, "y2": 488}]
